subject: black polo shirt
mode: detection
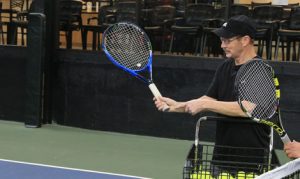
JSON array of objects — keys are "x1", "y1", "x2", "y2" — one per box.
[{"x1": 206, "y1": 58, "x2": 271, "y2": 166}]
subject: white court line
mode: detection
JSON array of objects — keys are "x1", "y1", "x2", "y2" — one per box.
[{"x1": 0, "y1": 158, "x2": 152, "y2": 179}]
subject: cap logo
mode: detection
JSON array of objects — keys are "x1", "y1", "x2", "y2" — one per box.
[{"x1": 222, "y1": 22, "x2": 227, "y2": 27}]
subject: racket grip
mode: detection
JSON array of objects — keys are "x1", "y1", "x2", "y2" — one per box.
[
  {"x1": 281, "y1": 134, "x2": 291, "y2": 144},
  {"x1": 149, "y1": 83, "x2": 162, "y2": 98},
  {"x1": 148, "y1": 83, "x2": 169, "y2": 112}
]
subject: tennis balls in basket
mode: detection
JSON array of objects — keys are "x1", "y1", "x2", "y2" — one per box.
[
  {"x1": 217, "y1": 172, "x2": 234, "y2": 179},
  {"x1": 246, "y1": 173, "x2": 258, "y2": 179},
  {"x1": 190, "y1": 171, "x2": 214, "y2": 179},
  {"x1": 236, "y1": 171, "x2": 257, "y2": 179},
  {"x1": 236, "y1": 171, "x2": 246, "y2": 179}
]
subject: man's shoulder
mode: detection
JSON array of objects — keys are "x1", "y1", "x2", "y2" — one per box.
[{"x1": 217, "y1": 58, "x2": 234, "y2": 70}]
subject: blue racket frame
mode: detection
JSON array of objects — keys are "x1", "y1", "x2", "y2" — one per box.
[{"x1": 102, "y1": 22, "x2": 154, "y2": 85}]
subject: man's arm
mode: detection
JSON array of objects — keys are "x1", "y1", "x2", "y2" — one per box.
[
  {"x1": 155, "y1": 96, "x2": 212, "y2": 113},
  {"x1": 154, "y1": 96, "x2": 186, "y2": 113},
  {"x1": 185, "y1": 95, "x2": 247, "y2": 117},
  {"x1": 155, "y1": 95, "x2": 247, "y2": 117}
]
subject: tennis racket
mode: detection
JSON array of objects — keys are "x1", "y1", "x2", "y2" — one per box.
[
  {"x1": 102, "y1": 22, "x2": 169, "y2": 111},
  {"x1": 235, "y1": 58, "x2": 290, "y2": 144}
]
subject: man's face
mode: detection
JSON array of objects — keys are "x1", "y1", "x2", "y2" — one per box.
[{"x1": 220, "y1": 36, "x2": 243, "y2": 59}]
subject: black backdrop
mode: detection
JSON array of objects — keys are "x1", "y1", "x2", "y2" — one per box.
[
  {"x1": 52, "y1": 50, "x2": 300, "y2": 149},
  {"x1": 0, "y1": 46, "x2": 300, "y2": 147},
  {"x1": 1, "y1": 46, "x2": 300, "y2": 149},
  {"x1": 0, "y1": 46, "x2": 26, "y2": 122}
]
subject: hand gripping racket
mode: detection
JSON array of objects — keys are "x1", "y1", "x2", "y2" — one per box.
[
  {"x1": 235, "y1": 58, "x2": 291, "y2": 144},
  {"x1": 102, "y1": 22, "x2": 169, "y2": 111}
]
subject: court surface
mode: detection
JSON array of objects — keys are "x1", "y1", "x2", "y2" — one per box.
[
  {"x1": 0, "y1": 120, "x2": 289, "y2": 179},
  {"x1": 0, "y1": 159, "x2": 149, "y2": 179},
  {"x1": 0, "y1": 120, "x2": 192, "y2": 179}
]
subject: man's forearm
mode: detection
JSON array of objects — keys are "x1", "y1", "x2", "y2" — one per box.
[{"x1": 204, "y1": 100, "x2": 247, "y2": 117}]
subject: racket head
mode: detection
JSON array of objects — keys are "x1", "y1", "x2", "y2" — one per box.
[
  {"x1": 235, "y1": 59, "x2": 278, "y2": 120},
  {"x1": 102, "y1": 22, "x2": 153, "y2": 73}
]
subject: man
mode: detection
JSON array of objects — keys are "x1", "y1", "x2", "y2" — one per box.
[
  {"x1": 284, "y1": 141, "x2": 300, "y2": 159},
  {"x1": 155, "y1": 15, "x2": 271, "y2": 175}
]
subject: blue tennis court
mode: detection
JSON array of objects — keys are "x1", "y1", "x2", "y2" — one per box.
[{"x1": 0, "y1": 159, "x2": 151, "y2": 179}]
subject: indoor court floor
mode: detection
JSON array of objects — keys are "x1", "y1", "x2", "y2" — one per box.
[
  {"x1": 0, "y1": 120, "x2": 290, "y2": 179},
  {"x1": 0, "y1": 120, "x2": 191, "y2": 179}
]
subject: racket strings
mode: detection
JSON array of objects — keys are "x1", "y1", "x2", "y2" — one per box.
[
  {"x1": 104, "y1": 24, "x2": 151, "y2": 71},
  {"x1": 237, "y1": 61, "x2": 277, "y2": 119}
]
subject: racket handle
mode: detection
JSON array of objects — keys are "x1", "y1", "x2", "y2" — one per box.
[
  {"x1": 149, "y1": 83, "x2": 162, "y2": 97},
  {"x1": 148, "y1": 83, "x2": 170, "y2": 112},
  {"x1": 281, "y1": 134, "x2": 291, "y2": 144}
]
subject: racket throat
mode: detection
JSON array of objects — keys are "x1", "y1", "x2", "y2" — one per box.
[{"x1": 259, "y1": 119, "x2": 285, "y2": 135}]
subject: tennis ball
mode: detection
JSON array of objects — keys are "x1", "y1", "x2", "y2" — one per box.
[
  {"x1": 236, "y1": 171, "x2": 257, "y2": 179},
  {"x1": 245, "y1": 173, "x2": 257, "y2": 179},
  {"x1": 236, "y1": 171, "x2": 246, "y2": 179},
  {"x1": 190, "y1": 171, "x2": 214, "y2": 179},
  {"x1": 217, "y1": 172, "x2": 234, "y2": 179},
  {"x1": 190, "y1": 173, "x2": 197, "y2": 179}
]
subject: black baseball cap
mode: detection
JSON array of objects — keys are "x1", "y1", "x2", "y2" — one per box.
[{"x1": 213, "y1": 15, "x2": 256, "y2": 39}]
